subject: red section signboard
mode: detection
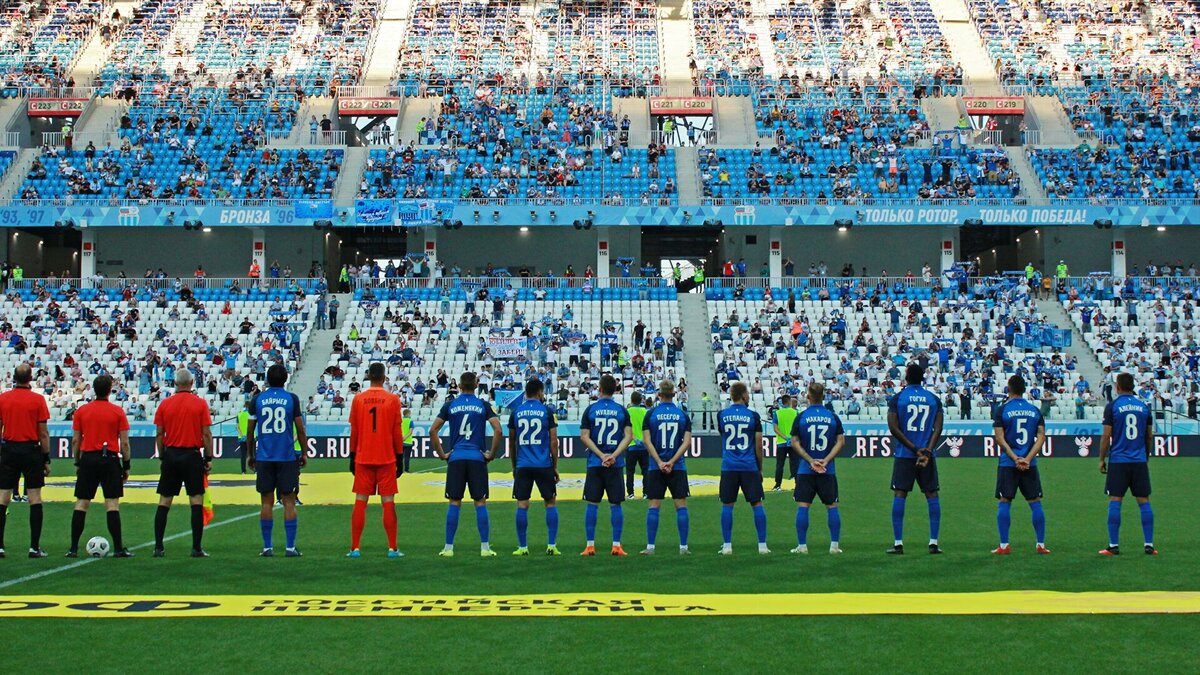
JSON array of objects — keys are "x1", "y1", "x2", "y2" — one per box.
[
  {"x1": 963, "y1": 96, "x2": 1025, "y2": 115},
  {"x1": 28, "y1": 98, "x2": 86, "y2": 117},
  {"x1": 338, "y1": 97, "x2": 401, "y2": 116},
  {"x1": 649, "y1": 97, "x2": 714, "y2": 116}
]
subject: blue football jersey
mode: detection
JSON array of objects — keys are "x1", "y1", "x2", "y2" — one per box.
[
  {"x1": 580, "y1": 398, "x2": 630, "y2": 468},
  {"x1": 1103, "y1": 394, "x2": 1152, "y2": 463},
  {"x1": 437, "y1": 394, "x2": 497, "y2": 462},
  {"x1": 719, "y1": 404, "x2": 763, "y2": 472},
  {"x1": 888, "y1": 385, "x2": 942, "y2": 458},
  {"x1": 992, "y1": 398, "x2": 1045, "y2": 467},
  {"x1": 792, "y1": 405, "x2": 844, "y2": 475},
  {"x1": 644, "y1": 402, "x2": 692, "y2": 472},
  {"x1": 249, "y1": 387, "x2": 301, "y2": 462},
  {"x1": 508, "y1": 399, "x2": 556, "y2": 469}
]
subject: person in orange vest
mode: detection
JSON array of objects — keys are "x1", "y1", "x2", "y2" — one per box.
[{"x1": 249, "y1": 261, "x2": 261, "y2": 278}]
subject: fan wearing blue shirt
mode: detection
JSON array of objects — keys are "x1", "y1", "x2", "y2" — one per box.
[
  {"x1": 717, "y1": 382, "x2": 768, "y2": 555},
  {"x1": 790, "y1": 383, "x2": 846, "y2": 555},
  {"x1": 641, "y1": 380, "x2": 693, "y2": 555},
  {"x1": 886, "y1": 364, "x2": 944, "y2": 555},
  {"x1": 507, "y1": 378, "x2": 559, "y2": 556},
  {"x1": 1098, "y1": 372, "x2": 1157, "y2": 556},
  {"x1": 578, "y1": 374, "x2": 632, "y2": 557},
  {"x1": 990, "y1": 375, "x2": 1049, "y2": 555},
  {"x1": 430, "y1": 372, "x2": 503, "y2": 558},
  {"x1": 246, "y1": 365, "x2": 307, "y2": 557}
]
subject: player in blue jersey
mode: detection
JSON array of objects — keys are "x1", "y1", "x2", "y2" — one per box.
[
  {"x1": 886, "y1": 364, "x2": 944, "y2": 554},
  {"x1": 641, "y1": 380, "x2": 693, "y2": 555},
  {"x1": 790, "y1": 383, "x2": 846, "y2": 555},
  {"x1": 508, "y1": 378, "x2": 560, "y2": 556},
  {"x1": 431, "y1": 372, "x2": 503, "y2": 557},
  {"x1": 717, "y1": 382, "x2": 768, "y2": 555},
  {"x1": 990, "y1": 376, "x2": 1049, "y2": 555},
  {"x1": 1098, "y1": 372, "x2": 1157, "y2": 555},
  {"x1": 578, "y1": 374, "x2": 632, "y2": 556},
  {"x1": 246, "y1": 365, "x2": 307, "y2": 557}
]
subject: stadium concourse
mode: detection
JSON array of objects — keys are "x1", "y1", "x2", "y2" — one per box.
[{"x1": 0, "y1": 0, "x2": 1199, "y2": 670}]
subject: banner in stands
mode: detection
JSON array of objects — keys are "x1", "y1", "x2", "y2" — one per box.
[
  {"x1": 27, "y1": 98, "x2": 87, "y2": 117},
  {"x1": 42, "y1": 431, "x2": 1200, "y2": 460},
  {"x1": 338, "y1": 97, "x2": 401, "y2": 116},
  {"x1": 963, "y1": 96, "x2": 1025, "y2": 115},
  {"x1": 11, "y1": 201, "x2": 1200, "y2": 228},
  {"x1": 486, "y1": 336, "x2": 528, "y2": 358},
  {"x1": 294, "y1": 200, "x2": 333, "y2": 219},
  {"x1": 649, "y1": 97, "x2": 714, "y2": 115},
  {"x1": 395, "y1": 199, "x2": 456, "y2": 226},
  {"x1": 354, "y1": 199, "x2": 393, "y2": 224}
]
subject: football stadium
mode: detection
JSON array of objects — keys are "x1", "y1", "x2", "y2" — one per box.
[{"x1": 1, "y1": 0, "x2": 1199, "y2": 669}]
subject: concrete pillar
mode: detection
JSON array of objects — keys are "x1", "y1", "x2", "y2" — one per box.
[
  {"x1": 597, "y1": 236, "x2": 610, "y2": 287},
  {"x1": 80, "y1": 228, "x2": 96, "y2": 286},
  {"x1": 1112, "y1": 231, "x2": 1126, "y2": 278},
  {"x1": 251, "y1": 227, "x2": 266, "y2": 277}
]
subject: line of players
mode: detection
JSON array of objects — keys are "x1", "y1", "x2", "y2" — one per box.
[{"x1": 0, "y1": 360, "x2": 1158, "y2": 559}]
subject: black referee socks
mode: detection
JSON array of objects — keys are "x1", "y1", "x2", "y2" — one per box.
[
  {"x1": 154, "y1": 505, "x2": 169, "y2": 549},
  {"x1": 0, "y1": 503, "x2": 6, "y2": 548},
  {"x1": 70, "y1": 510, "x2": 86, "y2": 552},
  {"x1": 107, "y1": 511, "x2": 123, "y2": 550},
  {"x1": 29, "y1": 503, "x2": 42, "y2": 550},
  {"x1": 190, "y1": 505, "x2": 204, "y2": 551}
]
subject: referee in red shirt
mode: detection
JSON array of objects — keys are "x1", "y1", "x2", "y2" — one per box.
[
  {"x1": 153, "y1": 369, "x2": 213, "y2": 558},
  {"x1": 68, "y1": 375, "x2": 133, "y2": 558},
  {"x1": 0, "y1": 363, "x2": 52, "y2": 558}
]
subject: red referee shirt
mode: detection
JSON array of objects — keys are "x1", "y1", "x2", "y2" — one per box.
[
  {"x1": 73, "y1": 399, "x2": 130, "y2": 452},
  {"x1": 154, "y1": 391, "x2": 212, "y2": 448},
  {"x1": 0, "y1": 386, "x2": 50, "y2": 442}
]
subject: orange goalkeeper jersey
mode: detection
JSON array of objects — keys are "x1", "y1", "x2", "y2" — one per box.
[{"x1": 349, "y1": 386, "x2": 404, "y2": 465}]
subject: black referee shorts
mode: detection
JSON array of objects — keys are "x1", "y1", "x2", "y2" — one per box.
[
  {"x1": 157, "y1": 447, "x2": 206, "y2": 497},
  {"x1": 995, "y1": 466, "x2": 1043, "y2": 501},
  {"x1": 0, "y1": 441, "x2": 46, "y2": 491},
  {"x1": 75, "y1": 452, "x2": 124, "y2": 500}
]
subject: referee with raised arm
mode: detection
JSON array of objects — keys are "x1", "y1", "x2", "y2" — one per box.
[
  {"x1": 68, "y1": 375, "x2": 133, "y2": 558},
  {"x1": 0, "y1": 363, "x2": 52, "y2": 558},
  {"x1": 152, "y1": 369, "x2": 214, "y2": 558}
]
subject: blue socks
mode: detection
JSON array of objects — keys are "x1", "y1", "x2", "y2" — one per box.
[
  {"x1": 891, "y1": 496, "x2": 906, "y2": 541},
  {"x1": 260, "y1": 518, "x2": 273, "y2": 549},
  {"x1": 585, "y1": 503, "x2": 598, "y2": 542},
  {"x1": 1030, "y1": 501, "x2": 1046, "y2": 545},
  {"x1": 284, "y1": 518, "x2": 297, "y2": 550},
  {"x1": 646, "y1": 507, "x2": 660, "y2": 547},
  {"x1": 611, "y1": 505, "x2": 623, "y2": 544},
  {"x1": 997, "y1": 501, "x2": 1012, "y2": 545},
  {"x1": 445, "y1": 504, "x2": 460, "y2": 547},
  {"x1": 1107, "y1": 500, "x2": 1121, "y2": 547},
  {"x1": 795, "y1": 505, "x2": 809, "y2": 546},
  {"x1": 677, "y1": 507, "x2": 689, "y2": 547},
  {"x1": 515, "y1": 506, "x2": 529, "y2": 548},
  {"x1": 753, "y1": 505, "x2": 768, "y2": 545},
  {"x1": 721, "y1": 505, "x2": 734, "y2": 545},
  {"x1": 1139, "y1": 502, "x2": 1154, "y2": 546},
  {"x1": 928, "y1": 497, "x2": 941, "y2": 542},
  {"x1": 828, "y1": 507, "x2": 841, "y2": 543},
  {"x1": 475, "y1": 504, "x2": 490, "y2": 544},
  {"x1": 546, "y1": 506, "x2": 559, "y2": 546}
]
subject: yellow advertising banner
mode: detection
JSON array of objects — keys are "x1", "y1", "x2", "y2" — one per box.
[{"x1": 2, "y1": 592, "x2": 1198, "y2": 618}]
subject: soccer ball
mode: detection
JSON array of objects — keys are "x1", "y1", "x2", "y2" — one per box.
[{"x1": 86, "y1": 536, "x2": 111, "y2": 558}]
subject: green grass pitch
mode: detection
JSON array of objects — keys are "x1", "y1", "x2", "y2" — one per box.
[{"x1": 2, "y1": 458, "x2": 1198, "y2": 672}]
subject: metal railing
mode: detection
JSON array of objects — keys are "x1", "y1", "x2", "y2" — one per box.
[
  {"x1": 8, "y1": 277, "x2": 325, "y2": 292},
  {"x1": 0, "y1": 131, "x2": 19, "y2": 147},
  {"x1": 40, "y1": 131, "x2": 112, "y2": 148},
  {"x1": 298, "y1": 130, "x2": 348, "y2": 146}
]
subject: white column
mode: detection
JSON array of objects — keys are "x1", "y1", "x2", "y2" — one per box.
[
  {"x1": 769, "y1": 237, "x2": 782, "y2": 285},
  {"x1": 597, "y1": 236, "x2": 610, "y2": 287},
  {"x1": 80, "y1": 228, "x2": 96, "y2": 287},
  {"x1": 251, "y1": 227, "x2": 266, "y2": 277},
  {"x1": 423, "y1": 228, "x2": 438, "y2": 277},
  {"x1": 1112, "y1": 231, "x2": 1126, "y2": 278},
  {"x1": 940, "y1": 234, "x2": 956, "y2": 273}
]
